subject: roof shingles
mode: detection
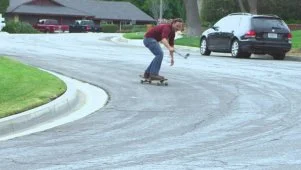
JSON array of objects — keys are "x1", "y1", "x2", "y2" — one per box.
[
  {"x1": 7, "y1": 0, "x2": 154, "y2": 22},
  {"x1": 10, "y1": 5, "x2": 92, "y2": 16}
]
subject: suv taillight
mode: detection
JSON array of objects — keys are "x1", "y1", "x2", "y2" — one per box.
[
  {"x1": 287, "y1": 33, "x2": 292, "y2": 40},
  {"x1": 245, "y1": 30, "x2": 256, "y2": 38}
]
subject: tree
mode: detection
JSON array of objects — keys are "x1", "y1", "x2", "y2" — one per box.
[
  {"x1": 0, "y1": 0, "x2": 9, "y2": 14},
  {"x1": 146, "y1": 0, "x2": 167, "y2": 21},
  {"x1": 161, "y1": 0, "x2": 185, "y2": 19},
  {"x1": 201, "y1": 0, "x2": 301, "y2": 24},
  {"x1": 184, "y1": 0, "x2": 201, "y2": 36},
  {"x1": 248, "y1": 0, "x2": 257, "y2": 14},
  {"x1": 237, "y1": 0, "x2": 246, "y2": 12},
  {"x1": 201, "y1": 0, "x2": 239, "y2": 24},
  {"x1": 258, "y1": 0, "x2": 301, "y2": 22},
  {"x1": 237, "y1": 0, "x2": 258, "y2": 14},
  {"x1": 99, "y1": 0, "x2": 185, "y2": 21},
  {"x1": 197, "y1": 0, "x2": 204, "y2": 16}
]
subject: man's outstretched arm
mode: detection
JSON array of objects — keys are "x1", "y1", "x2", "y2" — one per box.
[{"x1": 162, "y1": 38, "x2": 175, "y2": 66}]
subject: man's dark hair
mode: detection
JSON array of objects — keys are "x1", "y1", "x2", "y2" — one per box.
[{"x1": 171, "y1": 18, "x2": 184, "y2": 24}]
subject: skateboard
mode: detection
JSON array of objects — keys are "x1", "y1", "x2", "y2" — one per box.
[{"x1": 139, "y1": 75, "x2": 168, "y2": 86}]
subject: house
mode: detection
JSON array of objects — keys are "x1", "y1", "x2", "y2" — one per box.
[{"x1": 5, "y1": 0, "x2": 155, "y2": 26}]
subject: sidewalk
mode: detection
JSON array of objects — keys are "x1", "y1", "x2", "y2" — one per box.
[{"x1": 0, "y1": 70, "x2": 108, "y2": 141}]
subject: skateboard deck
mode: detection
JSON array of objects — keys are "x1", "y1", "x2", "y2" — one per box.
[{"x1": 139, "y1": 75, "x2": 168, "y2": 86}]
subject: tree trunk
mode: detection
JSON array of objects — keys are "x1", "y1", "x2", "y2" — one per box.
[
  {"x1": 184, "y1": 0, "x2": 201, "y2": 36},
  {"x1": 197, "y1": 0, "x2": 203, "y2": 16},
  {"x1": 248, "y1": 0, "x2": 257, "y2": 14},
  {"x1": 237, "y1": 0, "x2": 246, "y2": 12}
]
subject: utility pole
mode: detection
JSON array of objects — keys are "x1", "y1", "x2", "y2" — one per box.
[{"x1": 159, "y1": 0, "x2": 163, "y2": 23}]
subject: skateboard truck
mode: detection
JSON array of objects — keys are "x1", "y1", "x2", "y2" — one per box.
[{"x1": 139, "y1": 75, "x2": 168, "y2": 86}]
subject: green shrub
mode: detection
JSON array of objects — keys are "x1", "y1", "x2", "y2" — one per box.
[
  {"x1": 101, "y1": 24, "x2": 118, "y2": 33},
  {"x1": 2, "y1": 20, "x2": 40, "y2": 33},
  {"x1": 285, "y1": 19, "x2": 301, "y2": 24},
  {"x1": 201, "y1": 21, "x2": 213, "y2": 27},
  {"x1": 118, "y1": 25, "x2": 148, "y2": 33},
  {"x1": 121, "y1": 25, "x2": 133, "y2": 32},
  {"x1": 131, "y1": 25, "x2": 148, "y2": 32}
]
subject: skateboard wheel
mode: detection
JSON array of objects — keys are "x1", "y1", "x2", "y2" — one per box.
[
  {"x1": 140, "y1": 80, "x2": 144, "y2": 84},
  {"x1": 164, "y1": 82, "x2": 168, "y2": 86}
]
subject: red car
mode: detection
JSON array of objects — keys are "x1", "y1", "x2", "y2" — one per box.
[{"x1": 33, "y1": 19, "x2": 69, "y2": 33}]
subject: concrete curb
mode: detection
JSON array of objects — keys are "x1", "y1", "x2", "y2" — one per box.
[
  {"x1": 0, "y1": 70, "x2": 108, "y2": 141},
  {"x1": 0, "y1": 72, "x2": 78, "y2": 136}
]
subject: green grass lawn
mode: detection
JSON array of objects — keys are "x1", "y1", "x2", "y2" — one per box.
[
  {"x1": 292, "y1": 30, "x2": 301, "y2": 49},
  {"x1": 175, "y1": 36, "x2": 200, "y2": 47},
  {"x1": 123, "y1": 32, "x2": 145, "y2": 39},
  {"x1": 0, "y1": 57, "x2": 67, "y2": 118}
]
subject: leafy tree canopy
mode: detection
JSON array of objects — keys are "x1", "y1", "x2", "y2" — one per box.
[{"x1": 0, "y1": 0, "x2": 9, "y2": 14}]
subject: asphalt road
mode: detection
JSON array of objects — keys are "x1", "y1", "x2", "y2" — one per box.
[{"x1": 1, "y1": 33, "x2": 301, "y2": 170}]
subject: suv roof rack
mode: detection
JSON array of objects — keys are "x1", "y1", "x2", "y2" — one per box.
[
  {"x1": 229, "y1": 13, "x2": 280, "y2": 18},
  {"x1": 256, "y1": 14, "x2": 280, "y2": 18},
  {"x1": 229, "y1": 12, "x2": 252, "y2": 16}
]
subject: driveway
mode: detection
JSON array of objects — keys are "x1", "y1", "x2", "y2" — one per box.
[{"x1": 1, "y1": 33, "x2": 301, "y2": 169}]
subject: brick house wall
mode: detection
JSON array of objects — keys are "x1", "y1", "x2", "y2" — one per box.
[{"x1": 288, "y1": 24, "x2": 301, "y2": 31}]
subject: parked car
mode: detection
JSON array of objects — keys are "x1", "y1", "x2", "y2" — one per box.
[
  {"x1": 69, "y1": 20, "x2": 101, "y2": 33},
  {"x1": 200, "y1": 13, "x2": 292, "y2": 60},
  {"x1": 33, "y1": 19, "x2": 69, "y2": 33}
]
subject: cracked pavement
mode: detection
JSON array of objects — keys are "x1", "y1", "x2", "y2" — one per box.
[{"x1": 0, "y1": 33, "x2": 301, "y2": 169}]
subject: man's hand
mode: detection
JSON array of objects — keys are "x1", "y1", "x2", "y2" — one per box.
[
  {"x1": 170, "y1": 58, "x2": 174, "y2": 66},
  {"x1": 168, "y1": 47, "x2": 175, "y2": 53},
  {"x1": 170, "y1": 51, "x2": 174, "y2": 66},
  {"x1": 161, "y1": 38, "x2": 175, "y2": 66}
]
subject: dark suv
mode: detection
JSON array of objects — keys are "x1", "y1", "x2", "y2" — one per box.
[
  {"x1": 200, "y1": 13, "x2": 292, "y2": 60},
  {"x1": 69, "y1": 20, "x2": 101, "y2": 33}
]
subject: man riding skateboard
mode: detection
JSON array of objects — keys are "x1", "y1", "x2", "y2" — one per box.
[{"x1": 143, "y1": 18, "x2": 184, "y2": 80}]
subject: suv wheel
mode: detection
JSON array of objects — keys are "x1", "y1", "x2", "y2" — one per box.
[
  {"x1": 231, "y1": 40, "x2": 251, "y2": 58},
  {"x1": 271, "y1": 52, "x2": 286, "y2": 60},
  {"x1": 200, "y1": 38, "x2": 211, "y2": 56}
]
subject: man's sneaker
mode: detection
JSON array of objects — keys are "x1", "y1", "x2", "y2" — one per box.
[
  {"x1": 150, "y1": 74, "x2": 165, "y2": 80},
  {"x1": 144, "y1": 72, "x2": 150, "y2": 78},
  {"x1": 158, "y1": 75, "x2": 165, "y2": 80}
]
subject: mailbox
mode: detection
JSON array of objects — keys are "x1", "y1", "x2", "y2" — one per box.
[{"x1": 0, "y1": 14, "x2": 6, "y2": 31}]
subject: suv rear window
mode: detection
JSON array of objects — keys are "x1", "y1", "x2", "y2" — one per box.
[
  {"x1": 251, "y1": 17, "x2": 287, "y2": 30},
  {"x1": 45, "y1": 20, "x2": 58, "y2": 25},
  {"x1": 81, "y1": 20, "x2": 94, "y2": 26}
]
